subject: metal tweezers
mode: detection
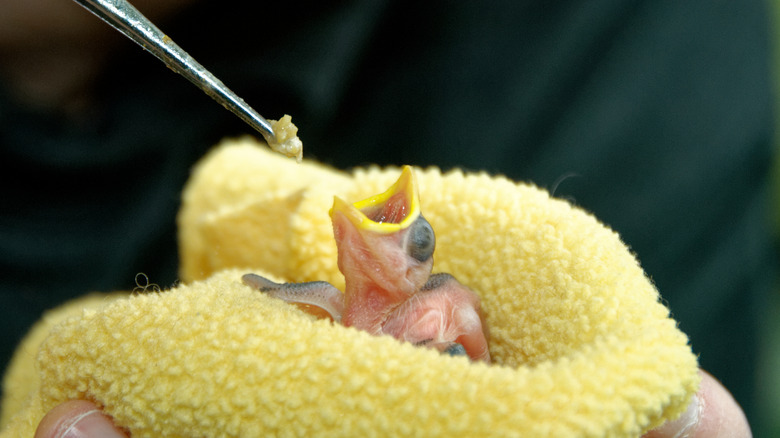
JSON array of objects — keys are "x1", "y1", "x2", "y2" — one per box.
[{"x1": 72, "y1": 0, "x2": 278, "y2": 144}]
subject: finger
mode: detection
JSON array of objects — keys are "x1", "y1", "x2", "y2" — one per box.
[
  {"x1": 643, "y1": 369, "x2": 751, "y2": 438},
  {"x1": 693, "y1": 370, "x2": 752, "y2": 437},
  {"x1": 34, "y1": 400, "x2": 127, "y2": 438}
]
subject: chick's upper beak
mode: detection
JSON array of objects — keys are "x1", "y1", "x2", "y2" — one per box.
[{"x1": 329, "y1": 166, "x2": 420, "y2": 234}]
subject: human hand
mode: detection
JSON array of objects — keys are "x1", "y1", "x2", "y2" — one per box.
[{"x1": 34, "y1": 369, "x2": 749, "y2": 438}]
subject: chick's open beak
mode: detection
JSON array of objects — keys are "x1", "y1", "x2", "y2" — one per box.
[{"x1": 329, "y1": 166, "x2": 420, "y2": 234}]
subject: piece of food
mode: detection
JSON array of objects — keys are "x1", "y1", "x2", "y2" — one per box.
[{"x1": 268, "y1": 115, "x2": 303, "y2": 162}]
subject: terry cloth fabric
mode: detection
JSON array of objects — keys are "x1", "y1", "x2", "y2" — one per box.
[{"x1": 0, "y1": 138, "x2": 699, "y2": 437}]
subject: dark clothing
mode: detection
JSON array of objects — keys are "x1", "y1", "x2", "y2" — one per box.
[{"x1": 1, "y1": 0, "x2": 775, "y2": 433}]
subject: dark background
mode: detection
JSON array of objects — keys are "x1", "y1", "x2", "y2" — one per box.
[{"x1": 1, "y1": 0, "x2": 776, "y2": 434}]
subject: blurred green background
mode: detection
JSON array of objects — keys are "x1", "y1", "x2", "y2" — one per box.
[
  {"x1": 3, "y1": 0, "x2": 780, "y2": 435},
  {"x1": 764, "y1": 2, "x2": 780, "y2": 436}
]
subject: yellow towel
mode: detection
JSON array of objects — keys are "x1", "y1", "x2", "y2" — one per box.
[{"x1": 0, "y1": 137, "x2": 699, "y2": 437}]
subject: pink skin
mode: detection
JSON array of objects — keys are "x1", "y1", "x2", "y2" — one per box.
[
  {"x1": 330, "y1": 200, "x2": 432, "y2": 332},
  {"x1": 379, "y1": 275, "x2": 490, "y2": 361},
  {"x1": 243, "y1": 166, "x2": 491, "y2": 362}
]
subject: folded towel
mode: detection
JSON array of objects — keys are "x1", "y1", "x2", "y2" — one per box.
[{"x1": 0, "y1": 137, "x2": 698, "y2": 437}]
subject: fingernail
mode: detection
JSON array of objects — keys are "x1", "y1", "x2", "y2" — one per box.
[
  {"x1": 57, "y1": 409, "x2": 126, "y2": 438},
  {"x1": 653, "y1": 394, "x2": 702, "y2": 438}
]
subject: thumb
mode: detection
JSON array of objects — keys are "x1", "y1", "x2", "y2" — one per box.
[
  {"x1": 643, "y1": 369, "x2": 752, "y2": 438},
  {"x1": 35, "y1": 400, "x2": 127, "y2": 438}
]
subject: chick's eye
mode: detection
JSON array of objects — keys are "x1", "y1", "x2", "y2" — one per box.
[{"x1": 407, "y1": 216, "x2": 435, "y2": 262}]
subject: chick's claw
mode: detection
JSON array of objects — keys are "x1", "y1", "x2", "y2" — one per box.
[{"x1": 444, "y1": 343, "x2": 468, "y2": 357}]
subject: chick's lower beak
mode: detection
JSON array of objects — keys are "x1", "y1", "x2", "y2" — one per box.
[{"x1": 329, "y1": 166, "x2": 420, "y2": 234}]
